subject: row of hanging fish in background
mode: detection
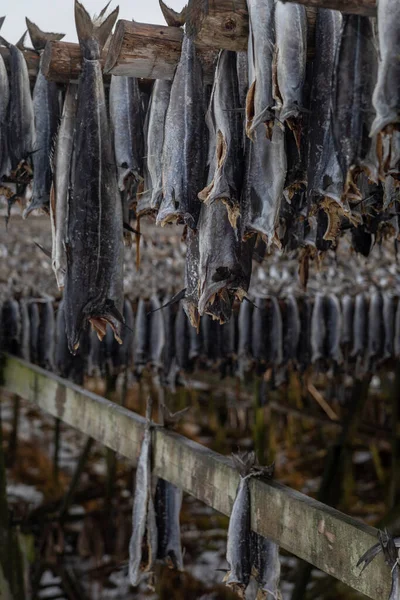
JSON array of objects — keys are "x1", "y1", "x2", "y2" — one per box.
[
  {"x1": 2, "y1": 289, "x2": 400, "y2": 382},
  {"x1": 1, "y1": 0, "x2": 400, "y2": 351}
]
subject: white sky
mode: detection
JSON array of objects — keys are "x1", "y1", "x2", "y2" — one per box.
[{"x1": 1, "y1": 0, "x2": 187, "y2": 45}]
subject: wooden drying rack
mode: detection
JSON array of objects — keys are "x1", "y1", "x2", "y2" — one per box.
[
  {"x1": 0, "y1": 354, "x2": 391, "y2": 600},
  {"x1": 0, "y1": 0, "x2": 376, "y2": 83}
]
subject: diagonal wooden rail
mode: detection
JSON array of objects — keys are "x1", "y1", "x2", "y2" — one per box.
[{"x1": 0, "y1": 355, "x2": 390, "y2": 600}]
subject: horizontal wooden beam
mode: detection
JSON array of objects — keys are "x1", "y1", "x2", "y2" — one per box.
[
  {"x1": 41, "y1": 41, "x2": 107, "y2": 83},
  {"x1": 104, "y1": 20, "x2": 217, "y2": 83},
  {"x1": 282, "y1": 0, "x2": 376, "y2": 15},
  {"x1": 0, "y1": 356, "x2": 390, "y2": 600}
]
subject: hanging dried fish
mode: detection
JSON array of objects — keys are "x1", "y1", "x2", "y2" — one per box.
[
  {"x1": 28, "y1": 301, "x2": 39, "y2": 365},
  {"x1": 282, "y1": 294, "x2": 300, "y2": 366},
  {"x1": 245, "y1": 0, "x2": 275, "y2": 139},
  {"x1": 64, "y1": 1, "x2": 123, "y2": 353},
  {"x1": 51, "y1": 84, "x2": 78, "y2": 290},
  {"x1": 0, "y1": 17, "x2": 10, "y2": 179},
  {"x1": 311, "y1": 293, "x2": 326, "y2": 364},
  {"x1": 251, "y1": 530, "x2": 282, "y2": 600},
  {"x1": 367, "y1": 290, "x2": 384, "y2": 367},
  {"x1": 182, "y1": 228, "x2": 200, "y2": 329},
  {"x1": 341, "y1": 294, "x2": 354, "y2": 351},
  {"x1": 155, "y1": 479, "x2": 184, "y2": 570},
  {"x1": 157, "y1": 35, "x2": 206, "y2": 228},
  {"x1": 352, "y1": 292, "x2": 368, "y2": 360},
  {"x1": 1, "y1": 298, "x2": 21, "y2": 355},
  {"x1": 298, "y1": 296, "x2": 312, "y2": 371},
  {"x1": 237, "y1": 300, "x2": 253, "y2": 379},
  {"x1": 134, "y1": 298, "x2": 148, "y2": 371},
  {"x1": 19, "y1": 299, "x2": 30, "y2": 362},
  {"x1": 326, "y1": 293, "x2": 342, "y2": 365},
  {"x1": 149, "y1": 295, "x2": 166, "y2": 372},
  {"x1": 267, "y1": 296, "x2": 283, "y2": 367},
  {"x1": 331, "y1": 15, "x2": 377, "y2": 200},
  {"x1": 198, "y1": 50, "x2": 243, "y2": 229},
  {"x1": 37, "y1": 300, "x2": 55, "y2": 371},
  {"x1": 274, "y1": 0, "x2": 307, "y2": 149},
  {"x1": 252, "y1": 297, "x2": 268, "y2": 366},
  {"x1": 175, "y1": 305, "x2": 191, "y2": 372},
  {"x1": 383, "y1": 293, "x2": 396, "y2": 360}
]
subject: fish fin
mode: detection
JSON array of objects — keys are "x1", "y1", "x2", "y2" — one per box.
[
  {"x1": 0, "y1": 35, "x2": 10, "y2": 48},
  {"x1": 34, "y1": 242, "x2": 52, "y2": 260},
  {"x1": 159, "y1": 0, "x2": 187, "y2": 27},
  {"x1": 15, "y1": 31, "x2": 28, "y2": 51},
  {"x1": 74, "y1": 0, "x2": 119, "y2": 58},
  {"x1": 25, "y1": 18, "x2": 65, "y2": 51},
  {"x1": 0, "y1": 17, "x2": 5, "y2": 31},
  {"x1": 356, "y1": 540, "x2": 382, "y2": 572},
  {"x1": 146, "y1": 288, "x2": 187, "y2": 315}
]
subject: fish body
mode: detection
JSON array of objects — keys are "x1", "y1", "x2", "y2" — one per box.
[
  {"x1": 307, "y1": 8, "x2": 343, "y2": 211},
  {"x1": 51, "y1": 84, "x2": 78, "y2": 290},
  {"x1": 175, "y1": 306, "x2": 191, "y2": 372},
  {"x1": 149, "y1": 295, "x2": 166, "y2": 371},
  {"x1": 243, "y1": 121, "x2": 286, "y2": 246},
  {"x1": 267, "y1": 296, "x2": 283, "y2": 367},
  {"x1": 28, "y1": 302, "x2": 39, "y2": 364},
  {"x1": 1, "y1": 37, "x2": 35, "y2": 171},
  {"x1": 141, "y1": 79, "x2": 171, "y2": 212},
  {"x1": 311, "y1": 293, "x2": 326, "y2": 363},
  {"x1": 198, "y1": 50, "x2": 243, "y2": 229},
  {"x1": 298, "y1": 297, "x2": 312, "y2": 370},
  {"x1": 157, "y1": 35, "x2": 206, "y2": 228},
  {"x1": 245, "y1": 0, "x2": 275, "y2": 138},
  {"x1": 395, "y1": 300, "x2": 400, "y2": 359},
  {"x1": 129, "y1": 404, "x2": 155, "y2": 585},
  {"x1": 274, "y1": 1, "x2": 307, "y2": 138},
  {"x1": 341, "y1": 294, "x2": 354, "y2": 349},
  {"x1": 134, "y1": 298, "x2": 148, "y2": 370},
  {"x1": 64, "y1": 1, "x2": 123, "y2": 353},
  {"x1": 226, "y1": 476, "x2": 252, "y2": 596},
  {"x1": 0, "y1": 18, "x2": 10, "y2": 178},
  {"x1": 19, "y1": 299, "x2": 30, "y2": 362},
  {"x1": 251, "y1": 531, "x2": 282, "y2": 599},
  {"x1": 110, "y1": 75, "x2": 143, "y2": 192},
  {"x1": 236, "y1": 51, "x2": 248, "y2": 110},
  {"x1": 183, "y1": 228, "x2": 200, "y2": 329},
  {"x1": 237, "y1": 300, "x2": 253, "y2": 378},
  {"x1": 1, "y1": 298, "x2": 21, "y2": 355},
  {"x1": 352, "y1": 292, "x2": 368, "y2": 358},
  {"x1": 252, "y1": 297, "x2": 267, "y2": 363},
  {"x1": 370, "y1": 0, "x2": 400, "y2": 140},
  {"x1": 282, "y1": 294, "x2": 300, "y2": 365},
  {"x1": 155, "y1": 478, "x2": 183, "y2": 570},
  {"x1": 331, "y1": 15, "x2": 377, "y2": 198},
  {"x1": 368, "y1": 291, "x2": 384, "y2": 364},
  {"x1": 37, "y1": 301, "x2": 55, "y2": 371},
  {"x1": 24, "y1": 66, "x2": 61, "y2": 217},
  {"x1": 326, "y1": 294, "x2": 342, "y2": 364},
  {"x1": 383, "y1": 293, "x2": 396, "y2": 359}
]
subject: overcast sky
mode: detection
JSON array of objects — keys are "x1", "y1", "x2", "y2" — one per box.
[{"x1": 1, "y1": 0, "x2": 187, "y2": 44}]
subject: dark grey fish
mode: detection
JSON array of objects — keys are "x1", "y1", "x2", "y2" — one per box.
[
  {"x1": 0, "y1": 34, "x2": 35, "y2": 171},
  {"x1": 175, "y1": 305, "x2": 191, "y2": 372},
  {"x1": 161, "y1": 296, "x2": 176, "y2": 382},
  {"x1": 149, "y1": 295, "x2": 166, "y2": 371},
  {"x1": 200, "y1": 313, "x2": 222, "y2": 365},
  {"x1": 282, "y1": 294, "x2": 300, "y2": 365},
  {"x1": 155, "y1": 478, "x2": 184, "y2": 570},
  {"x1": 23, "y1": 21, "x2": 64, "y2": 217},
  {"x1": 395, "y1": 300, "x2": 400, "y2": 359},
  {"x1": 242, "y1": 121, "x2": 286, "y2": 247},
  {"x1": 307, "y1": 9, "x2": 343, "y2": 209},
  {"x1": 0, "y1": 17, "x2": 10, "y2": 178},
  {"x1": 28, "y1": 301, "x2": 39, "y2": 364},
  {"x1": 134, "y1": 298, "x2": 148, "y2": 370},
  {"x1": 252, "y1": 297, "x2": 267, "y2": 363},
  {"x1": 140, "y1": 79, "x2": 171, "y2": 213},
  {"x1": 51, "y1": 84, "x2": 78, "y2": 290},
  {"x1": 198, "y1": 50, "x2": 243, "y2": 230},
  {"x1": 368, "y1": 291, "x2": 384, "y2": 364},
  {"x1": 352, "y1": 292, "x2": 368, "y2": 359},
  {"x1": 237, "y1": 300, "x2": 253, "y2": 378},
  {"x1": 274, "y1": 0, "x2": 307, "y2": 147},
  {"x1": 311, "y1": 293, "x2": 326, "y2": 363},
  {"x1": 157, "y1": 34, "x2": 206, "y2": 228},
  {"x1": 251, "y1": 531, "x2": 282, "y2": 599},
  {"x1": 19, "y1": 299, "x2": 30, "y2": 362},
  {"x1": 245, "y1": 0, "x2": 275, "y2": 139},
  {"x1": 341, "y1": 294, "x2": 354, "y2": 349},
  {"x1": 1, "y1": 298, "x2": 21, "y2": 355},
  {"x1": 370, "y1": 0, "x2": 400, "y2": 147},
  {"x1": 64, "y1": 1, "x2": 122, "y2": 353},
  {"x1": 267, "y1": 296, "x2": 283, "y2": 367},
  {"x1": 236, "y1": 51, "x2": 248, "y2": 110},
  {"x1": 326, "y1": 294, "x2": 342, "y2": 364},
  {"x1": 129, "y1": 398, "x2": 157, "y2": 585},
  {"x1": 37, "y1": 301, "x2": 55, "y2": 371},
  {"x1": 112, "y1": 298, "x2": 134, "y2": 373},
  {"x1": 298, "y1": 296, "x2": 312, "y2": 371},
  {"x1": 383, "y1": 293, "x2": 396, "y2": 360},
  {"x1": 331, "y1": 15, "x2": 377, "y2": 200},
  {"x1": 109, "y1": 75, "x2": 143, "y2": 192}
]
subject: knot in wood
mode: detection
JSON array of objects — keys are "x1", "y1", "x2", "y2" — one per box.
[{"x1": 223, "y1": 18, "x2": 236, "y2": 32}]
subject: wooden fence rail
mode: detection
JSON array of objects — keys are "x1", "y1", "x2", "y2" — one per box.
[{"x1": 0, "y1": 355, "x2": 390, "y2": 600}]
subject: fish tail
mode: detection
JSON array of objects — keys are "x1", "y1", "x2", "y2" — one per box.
[
  {"x1": 0, "y1": 35, "x2": 10, "y2": 48},
  {"x1": 74, "y1": 0, "x2": 119, "y2": 60},
  {"x1": 25, "y1": 18, "x2": 65, "y2": 52},
  {"x1": 159, "y1": 0, "x2": 187, "y2": 27},
  {"x1": 0, "y1": 17, "x2": 5, "y2": 31},
  {"x1": 232, "y1": 450, "x2": 256, "y2": 477}
]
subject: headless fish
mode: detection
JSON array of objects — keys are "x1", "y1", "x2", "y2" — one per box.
[
  {"x1": 298, "y1": 296, "x2": 312, "y2": 371},
  {"x1": 352, "y1": 293, "x2": 368, "y2": 359},
  {"x1": 341, "y1": 294, "x2": 354, "y2": 349},
  {"x1": 383, "y1": 293, "x2": 396, "y2": 360},
  {"x1": 0, "y1": 17, "x2": 10, "y2": 178},
  {"x1": 282, "y1": 294, "x2": 300, "y2": 365},
  {"x1": 37, "y1": 301, "x2": 55, "y2": 371},
  {"x1": 242, "y1": 121, "x2": 286, "y2": 247},
  {"x1": 28, "y1": 302, "x2": 39, "y2": 364},
  {"x1": 274, "y1": 1, "x2": 307, "y2": 147},
  {"x1": 367, "y1": 291, "x2": 384, "y2": 365},
  {"x1": 1, "y1": 298, "x2": 21, "y2": 355},
  {"x1": 251, "y1": 531, "x2": 282, "y2": 599},
  {"x1": 175, "y1": 305, "x2": 191, "y2": 372},
  {"x1": 51, "y1": 84, "x2": 78, "y2": 290},
  {"x1": 266, "y1": 296, "x2": 283, "y2": 367},
  {"x1": 19, "y1": 299, "x2": 30, "y2": 362},
  {"x1": 198, "y1": 50, "x2": 243, "y2": 229},
  {"x1": 64, "y1": 1, "x2": 123, "y2": 353},
  {"x1": 252, "y1": 297, "x2": 268, "y2": 363},
  {"x1": 245, "y1": 0, "x2": 275, "y2": 139},
  {"x1": 134, "y1": 298, "x2": 148, "y2": 370},
  {"x1": 24, "y1": 20, "x2": 64, "y2": 218},
  {"x1": 331, "y1": 15, "x2": 377, "y2": 200},
  {"x1": 325, "y1": 294, "x2": 343, "y2": 365},
  {"x1": 149, "y1": 295, "x2": 166, "y2": 372},
  {"x1": 155, "y1": 478, "x2": 184, "y2": 570},
  {"x1": 129, "y1": 398, "x2": 157, "y2": 585},
  {"x1": 237, "y1": 297, "x2": 253, "y2": 379},
  {"x1": 311, "y1": 293, "x2": 326, "y2": 363},
  {"x1": 158, "y1": 35, "x2": 206, "y2": 228}
]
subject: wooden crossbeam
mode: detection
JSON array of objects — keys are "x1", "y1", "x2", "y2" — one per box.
[{"x1": 0, "y1": 355, "x2": 391, "y2": 600}]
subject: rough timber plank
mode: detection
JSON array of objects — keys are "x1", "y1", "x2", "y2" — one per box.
[{"x1": 0, "y1": 356, "x2": 390, "y2": 600}]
